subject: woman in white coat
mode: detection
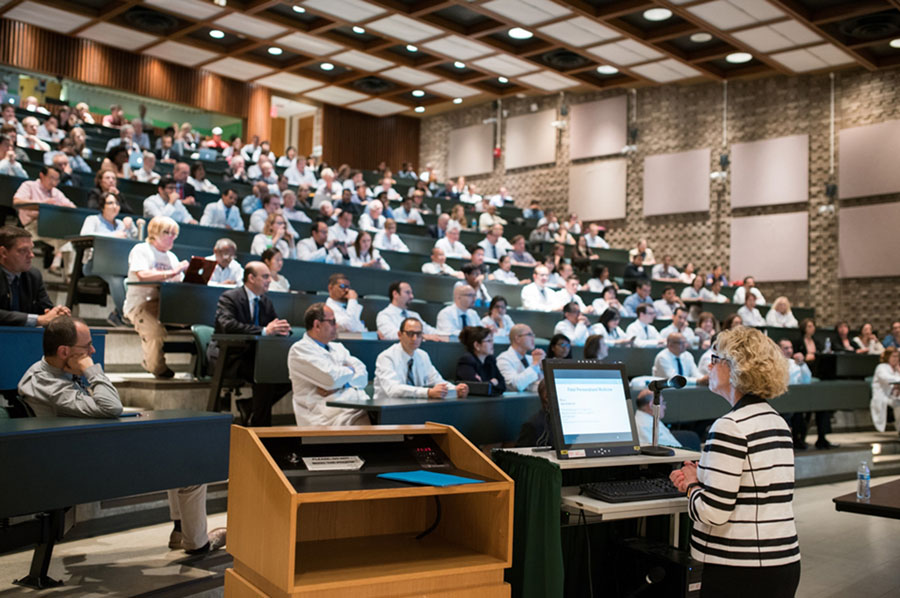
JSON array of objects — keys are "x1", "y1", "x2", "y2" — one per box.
[{"x1": 871, "y1": 347, "x2": 900, "y2": 433}]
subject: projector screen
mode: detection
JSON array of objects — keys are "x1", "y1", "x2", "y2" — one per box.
[
  {"x1": 839, "y1": 119, "x2": 900, "y2": 199},
  {"x1": 569, "y1": 96, "x2": 627, "y2": 160},
  {"x1": 447, "y1": 123, "x2": 494, "y2": 178},
  {"x1": 731, "y1": 134, "x2": 809, "y2": 208},
  {"x1": 569, "y1": 159, "x2": 627, "y2": 221},
  {"x1": 643, "y1": 148, "x2": 710, "y2": 216},
  {"x1": 730, "y1": 212, "x2": 808, "y2": 282},
  {"x1": 505, "y1": 109, "x2": 557, "y2": 170},
  {"x1": 839, "y1": 202, "x2": 900, "y2": 278}
]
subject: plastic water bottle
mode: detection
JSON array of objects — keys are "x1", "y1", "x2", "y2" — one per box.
[
  {"x1": 436, "y1": 203, "x2": 442, "y2": 215},
  {"x1": 823, "y1": 337, "x2": 832, "y2": 354},
  {"x1": 471, "y1": 218, "x2": 477, "y2": 228},
  {"x1": 856, "y1": 460, "x2": 871, "y2": 501}
]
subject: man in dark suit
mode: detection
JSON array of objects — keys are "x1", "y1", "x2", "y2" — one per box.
[
  {"x1": 0, "y1": 226, "x2": 70, "y2": 326},
  {"x1": 428, "y1": 213, "x2": 449, "y2": 239},
  {"x1": 171, "y1": 161, "x2": 196, "y2": 205},
  {"x1": 209, "y1": 261, "x2": 291, "y2": 426},
  {"x1": 155, "y1": 134, "x2": 181, "y2": 164}
]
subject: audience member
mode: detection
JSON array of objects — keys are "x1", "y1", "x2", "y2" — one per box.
[
  {"x1": 325, "y1": 273, "x2": 367, "y2": 333},
  {"x1": 521, "y1": 265, "x2": 555, "y2": 311},
  {"x1": 700, "y1": 278, "x2": 728, "y2": 303},
  {"x1": 553, "y1": 222, "x2": 575, "y2": 245},
  {"x1": 101, "y1": 104, "x2": 125, "y2": 128},
  {"x1": 421, "y1": 246, "x2": 461, "y2": 278},
  {"x1": 623, "y1": 281, "x2": 654, "y2": 316},
  {"x1": 143, "y1": 176, "x2": 197, "y2": 224},
  {"x1": 288, "y1": 303, "x2": 369, "y2": 425},
  {"x1": 491, "y1": 254, "x2": 520, "y2": 285},
  {"x1": 250, "y1": 194, "x2": 297, "y2": 239},
  {"x1": 679, "y1": 262, "x2": 696, "y2": 285},
  {"x1": 625, "y1": 304, "x2": 663, "y2": 348},
  {"x1": 653, "y1": 286, "x2": 684, "y2": 318},
  {"x1": 225, "y1": 155, "x2": 249, "y2": 184},
  {"x1": 737, "y1": 292, "x2": 766, "y2": 327},
  {"x1": 779, "y1": 339, "x2": 812, "y2": 385},
  {"x1": 454, "y1": 326, "x2": 505, "y2": 394},
  {"x1": 706, "y1": 264, "x2": 729, "y2": 287},
  {"x1": 393, "y1": 196, "x2": 424, "y2": 226},
  {"x1": 358, "y1": 200, "x2": 386, "y2": 232},
  {"x1": 251, "y1": 212, "x2": 295, "y2": 259},
  {"x1": 830, "y1": 321, "x2": 856, "y2": 353},
  {"x1": 37, "y1": 114, "x2": 64, "y2": 143},
  {"x1": 282, "y1": 190, "x2": 310, "y2": 224},
  {"x1": 882, "y1": 321, "x2": 900, "y2": 349},
  {"x1": 155, "y1": 134, "x2": 181, "y2": 163},
  {"x1": 681, "y1": 273, "x2": 705, "y2": 302},
  {"x1": 481, "y1": 296, "x2": 514, "y2": 342},
  {"x1": 436, "y1": 285, "x2": 480, "y2": 336},
  {"x1": 428, "y1": 213, "x2": 449, "y2": 240},
  {"x1": 623, "y1": 253, "x2": 649, "y2": 291},
  {"x1": 348, "y1": 230, "x2": 388, "y2": 269},
  {"x1": 459, "y1": 263, "x2": 491, "y2": 306},
  {"x1": 105, "y1": 123, "x2": 140, "y2": 154},
  {"x1": 548, "y1": 334, "x2": 573, "y2": 359},
  {"x1": 0, "y1": 226, "x2": 68, "y2": 326},
  {"x1": 593, "y1": 308, "x2": 632, "y2": 345},
  {"x1": 373, "y1": 219, "x2": 410, "y2": 253},
  {"x1": 529, "y1": 220, "x2": 553, "y2": 243},
  {"x1": 376, "y1": 281, "x2": 441, "y2": 341},
  {"x1": 434, "y1": 222, "x2": 470, "y2": 259},
  {"x1": 18, "y1": 116, "x2": 50, "y2": 151},
  {"x1": 295, "y1": 220, "x2": 339, "y2": 263},
  {"x1": 449, "y1": 204, "x2": 468, "y2": 230},
  {"x1": 793, "y1": 318, "x2": 834, "y2": 450},
  {"x1": 659, "y1": 307, "x2": 698, "y2": 348},
  {"x1": 584, "y1": 334, "x2": 608, "y2": 361},
  {"x1": 478, "y1": 224, "x2": 511, "y2": 263},
  {"x1": 583, "y1": 223, "x2": 609, "y2": 249},
  {"x1": 489, "y1": 186, "x2": 513, "y2": 206},
  {"x1": 87, "y1": 168, "x2": 124, "y2": 210},
  {"x1": 261, "y1": 248, "x2": 290, "y2": 293},
  {"x1": 591, "y1": 285, "x2": 627, "y2": 316},
  {"x1": 853, "y1": 323, "x2": 884, "y2": 355},
  {"x1": 459, "y1": 182, "x2": 482, "y2": 205},
  {"x1": 207, "y1": 238, "x2": 243, "y2": 286},
  {"x1": 239, "y1": 135, "x2": 259, "y2": 162},
  {"x1": 522, "y1": 201, "x2": 544, "y2": 220},
  {"x1": 628, "y1": 239, "x2": 655, "y2": 265},
  {"x1": 133, "y1": 151, "x2": 160, "y2": 184},
  {"x1": 765, "y1": 296, "x2": 798, "y2": 328},
  {"x1": 124, "y1": 217, "x2": 189, "y2": 378},
  {"x1": 478, "y1": 204, "x2": 506, "y2": 232},
  {"x1": 651, "y1": 255, "x2": 680, "y2": 281},
  {"x1": 508, "y1": 235, "x2": 535, "y2": 266},
  {"x1": 187, "y1": 162, "x2": 220, "y2": 195},
  {"x1": 554, "y1": 302, "x2": 589, "y2": 345},
  {"x1": 200, "y1": 187, "x2": 244, "y2": 230},
  {"x1": 13, "y1": 164, "x2": 77, "y2": 273},
  {"x1": 554, "y1": 274, "x2": 590, "y2": 312},
  {"x1": 0, "y1": 132, "x2": 27, "y2": 177},
  {"x1": 653, "y1": 333, "x2": 708, "y2": 386},
  {"x1": 633, "y1": 391, "x2": 682, "y2": 448},
  {"x1": 870, "y1": 348, "x2": 900, "y2": 433},
  {"x1": 497, "y1": 324, "x2": 545, "y2": 392},
  {"x1": 372, "y1": 176, "x2": 401, "y2": 201},
  {"x1": 731, "y1": 276, "x2": 766, "y2": 305}
]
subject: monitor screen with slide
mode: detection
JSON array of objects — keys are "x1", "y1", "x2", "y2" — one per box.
[{"x1": 544, "y1": 360, "x2": 640, "y2": 459}]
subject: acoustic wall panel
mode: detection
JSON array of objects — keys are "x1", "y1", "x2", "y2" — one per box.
[
  {"x1": 731, "y1": 134, "x2": 809, "y2": 207},
  {"x1": 838, "y1": 120, "x2": 900, "y2": 199},
  {"x1": 730, "y1": 212, "x2": 808, "y2": 282},
  {"x1": 504, "y1": 109, "x2": 557, "y2": 170},
  {"x1": 838, "y1": 203, "x2": 900, "y2": 278},
  {"x1": 643, "y1": 148, "x2": 711, "y2": 216},
  {"x1": 447, "y1": 123, "x2": 494, "y2": 178},
  {"x1": 569, "y1": 96, "x2": 628, "y2": 160},
  {"x1": 569, "y1": 159, "x2": 627, "y2": 221}
]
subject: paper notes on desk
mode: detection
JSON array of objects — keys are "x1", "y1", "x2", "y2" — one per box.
[
  {"x1": 302, "y1": 456, "x2": 365, "y2": 471},
  {"x1": 378, "y1": 470, "x2": 484, "y2": 487}
]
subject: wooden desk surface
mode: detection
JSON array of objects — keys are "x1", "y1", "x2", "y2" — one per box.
[
  {"x1": 501, "y1": 447, "x2": 700, "y2": 470},
  {"x1": 833, "y1": 478, "x2": 900, "y2": 520}
]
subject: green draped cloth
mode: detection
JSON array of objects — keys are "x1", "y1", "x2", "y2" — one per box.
[{"x1": 493, "y1": 450, "x2": 564, "y2": 598}]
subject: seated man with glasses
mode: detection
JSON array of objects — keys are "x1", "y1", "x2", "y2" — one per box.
[
  {"x1": 374, "y1": 318, "x2": 469, "y2": 400},
  {"x1": 325, "y1": 273, "x2": 367, "y2": 333},
  {"x1": 497, "y1": 324, "x2": 546, "y2": 392}
]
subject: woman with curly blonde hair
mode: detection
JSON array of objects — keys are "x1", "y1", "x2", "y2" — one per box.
[{"x1": 670, "y1": 326, "x2": 800, "y2": 598}]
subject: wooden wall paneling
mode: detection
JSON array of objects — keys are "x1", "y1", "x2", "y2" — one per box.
[
  {"x1": 322, "y1": 104, "x2": 420, "y2": 172},
  {"x1": 297, "y1": 116, "x2": 314, "y2": 156},
  {"x1": 270, "y1": 117, "x2": 286, "y2": 155},
  {"x1": 246, "y1": 85, "x2": 271, "y2": 144}
]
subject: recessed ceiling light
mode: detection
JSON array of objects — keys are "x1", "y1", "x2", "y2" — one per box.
[
  {"x1": 209, "y1": 29, "x2": 225, "y2": 39},
  {"x1": 412, "y1": 89, "x2": 425, "y2": 97},
  {"x1": 320, "y1": 62, "x2": 335, "y2": 71},
  {"x1": 406, "y1": 44, "x2": 418, "y2": 53},
  {"x1": 596, "y1": 65, "x2": 618, "y2": 75},
  {"x1": 453, "y1": 61, "x2": 466, "y2": 69},
  {"x1": 498, "y1": 76, "x2": 509, "y2": 83},
  {"x1": 508, "y1": 27, "x2": 533, "y2": 40},
  {"x1": 690, "y1": 33, "x2": 713, "y2": 43},
  {"x1": 352, "y1": 26, "x2": 366, "y2": 34},
  {"x1": 726, "y1": 52, "x2": 753, "y2": 64},
  {"x1": 890, "y1": 38, "x2": 900, "y2": 49},
  {"x1": 643, "y1": 8, "x2": 673, "y2": 22},
  {"x1": 268, "y1": 47, "x2": 283, "y2": 56},
  {"x1": 453, "y1": 98, "x2": 463, "y2": 104},
  {"x1": 414, "y1": 106, "x2": 425, "y2": 113},
  {"x1": 292, "y1": 5, "x2": 305, "y2": 13}
]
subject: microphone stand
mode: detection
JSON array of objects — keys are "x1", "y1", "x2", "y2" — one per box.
[{"x1": 640, "y1": 387, "x2": 675, "y2": 457}]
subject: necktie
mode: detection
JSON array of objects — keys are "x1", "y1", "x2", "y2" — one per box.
[
  {"x1": 643, "y1": 325, "x2": 649, "y2": 338},
  {"x1": 177, "y1": 183, "x2": 184, "y2": 199},
  {"x1": 539, "y1": 287, "x2": 546, "y2": 299},
  {"x1": 520, "y1": 355, "x2": 529, "y2": 369},
  {"x1": 72, "y1": 375, "x2": 87, "y2": 390},
  {"x1": 491, "y1": 244, "x2": 497, "y2": 259},
  {"x1": 252, "y1": 297, "x2": 260, "y2": 326},
  {"x1": 406, "y1": 358, "x2": 415, "y2": 386},
  {"x1": 401, "y1": 309, "x2": 408, "y2": 319},
  {"x1": 9, "y1": 275, "x2": 21, "y2": 311},
  {"x1": 676, "y1": 356, "x2": 684, "y2": 376}
]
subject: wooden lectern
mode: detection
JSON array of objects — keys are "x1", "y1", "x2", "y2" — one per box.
[{"x1": 224, "y1": 423, "x2": 513, "y2": 598}]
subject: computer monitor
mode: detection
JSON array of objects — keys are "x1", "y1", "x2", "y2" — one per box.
[{"x1": 544, "y1": 360, "x2": 640, "y2": 459}]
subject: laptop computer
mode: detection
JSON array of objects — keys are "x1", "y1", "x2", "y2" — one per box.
[
  {"x1": 182, "y1": 256, "x2": 217, "y2": 285},
  {"x1": 198, "y1": 148, "x2": 218, "y2": 162}
]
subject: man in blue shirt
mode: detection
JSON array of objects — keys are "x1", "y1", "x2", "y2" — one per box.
[
  {"x1": 623, "y1": 281, "x2": 654, "y2": 316},
  {"x1": 883, "y1": 321, "x2": 900, "y2": 349}
]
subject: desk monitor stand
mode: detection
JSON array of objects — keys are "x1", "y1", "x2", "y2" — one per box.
[{"x1": 640, "y1": 389, "x2": 675, "y2": 457}]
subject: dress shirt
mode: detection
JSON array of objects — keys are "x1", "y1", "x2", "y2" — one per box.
[
  {"x1": 623, "y1": 293, "x2": 654, "y2": 317},
  {"x1": 133, "y1": 167, "x2": 160, "y2": 184},
  {"x1": 765, "y1": 309, "x2": 798, "y2": 328},
  {"x1": 105, "y1": 137, "x2": 140, "y2": 153},
  {"x1": 206, "y1": 256, "x2": 243, "y2": 286},
  {"x1": 591, "y1": 298, "x2": 628, "y2": 317},
  {"x1": 347, "y1": 246, "x2": 388, "y2": 269},
  {"x1": 436, "y1": 305, "x2": 481, "y2": 336},
  {"x1": 681, "y1": 287, "x2": 703, "y2": 301},
  {"x1": 0, "y1": 157, "x2": 27, "y2": 177},
  {"x1": 328, "y1": 224, "x2": 358, "y2": 246},
  {"x1": 373, "y1": 343, "x2": 447, "y2": 400},
  {"x1": 249, "y1": 210, "x2": 298, "y2": 239},
  {"x1": 625, "y1": 320, "x2": 663, "y2": 348},
  {"x1": 492, "y1": 268, "x2": 519, "y2": 284},
  {"x1": 737, "y1": 305, "x2": 766, "y2": 327},
  {"x1": 325, "y1": 297, "x2": 367, "y2": 333},
  {"x1": 521, "y1": 282, "x2": 555, "y2": 311},
  {"x1": 19, "y1": 134, "x2": 50, "y2": 152},
  {"x1": 628, "y1": 247, "x2": 655, "y2": 264},
  {"x1": 200, "y1": 200, "x2": 245, "y2": 230},
  {"x1": 553, "y1": 289, "x2": 587, "y2": 311},
  {"x1": 478, "y1": 237, "x2": 512, "y2": 263},
  {"x1": 250, "y1": 234, "x2": 293, "y2": 259},
  {"x1": 652, "y1": 348, "x2": 702, "y2": 384},
  {"x1": 651, "y1": 264, "x2": 680, "y2": 280},
  {"x1": 188, "y1": 176, "x2": 219, "y2": 195},
  {"x1": 285, "y1": 165, "x2": 317, "y2": 187},
  {"x1": 79, "y1": 214, "x2": 138, "y2": 239},
  {"x1": 584, "y1": 234, "x2": 609, "y2": 249},
  {"x1": 434, "y1": 237, "x2": 471, "y2": 259},
  {"x1": 554, "y1": 319, "x2": 589, "y2": 345},
  {"x1": 37, "y1": 125, "x2": 65, "y2": 143},
  {"x1": 489, "y1": 194, "x2": 510, "y2": 207},
  {"x1": 496, "y1": 347, "x2": 542, "y2": 392},
  {"x1": 422, "y1": 261, "x2": 458, "y2": 276},
  {"x1": 143, "y1": 193, "x2": 192, "y2": 223},
  {"x1": 509, "y1": 250, "x2": 535, "y2": 265},
  {"x1": 481, "y1": 314, "x2": 515, "y2": 341},
  {"x1": 372, "y1": 185, "x2": 402, "y2": 201},
  {"x1": 592, "y1": 324, "x2": 627, "y2": 342},
  {"x1": 287, "y1": 334, "x2": 368, "y2": 426},
  {"x1": 393, "y1": 206, "x2": 424, "y2": 226},
  {"x1": 296, "y1": 238, "x2": 341, "y2": 263},
  {"x1": 699, "y1": 288, "x2": 728, "y2": 303},
  {"x1": 358, "y1": 213, "x2": 385, "y2": 232},
  {"x1": 373, "y1": 231, "x2": 409, "y2": 253},
  {"x1": 13, "y1": 180, "x2": 75, "y2": 226},
  {"x1": 268, "y1": 275, "x2": 290, "y2": 293},
  {"x1": 658, "y1": 323, "x2": 698, "y2": 348},
  {"x1": 852, "y1": 336, "x2": 884, "y2": 355},
  {"x1": 478, "y1": 212, "x2": 507, "y2": 232},
  {"x1": 18, "y1": 358, "x2": 123, "y2": 418},
  {"x1": 883, "y1": 335, "x2": 900, "y2": 349},
  {"x1": 456, "y1": 281, "x2": 491, "y2": 306},
  {"x1": 634, "y1": 410, "x2": 681, "y2": 447},
  {"x1": 458, "y1": 191, "x2": 482, "y2": 205},
  {"x1": 586, "y1": 279, "x2": 611, "y2": 293},
  {"x1": 376, "y1": 303, "x2": 438, "y2": 340},
  {"x1": 679, "y1": 272, "x2": 696, "y2": 285},
  {"x1": 786, "y1": 358, "x2": 812, "y2": 385},
  {"x1": 731, "y1": 286, "x2": 766, "y2": 305},
  {"x1": 284, "y1": 207, "x2": 311, "y2": 224},
  {"x1": 653, "y1": 298, "x2": 681, "y2": 319}
]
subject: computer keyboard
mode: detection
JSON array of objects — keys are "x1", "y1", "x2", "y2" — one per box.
[{"x1": 580, "y1": 477, "x2": 684, "y2": 503}]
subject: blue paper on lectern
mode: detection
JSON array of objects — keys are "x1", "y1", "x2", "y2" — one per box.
[{"x1": 377, "y1": 470, "x2": 484, "y2": 487}]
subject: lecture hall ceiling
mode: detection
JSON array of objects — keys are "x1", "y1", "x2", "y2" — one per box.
[{"x1": 2, "y1": 0, "x2": 899, "y2": 117}]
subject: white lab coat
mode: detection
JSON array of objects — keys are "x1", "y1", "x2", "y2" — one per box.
[{"x1": 871, "y1": 363, "x2": 900, "y2": 433}]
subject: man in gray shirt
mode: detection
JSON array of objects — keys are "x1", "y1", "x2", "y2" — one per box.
[{"x1": 17, "y1": 316, "x2": 225, "y2": 555}]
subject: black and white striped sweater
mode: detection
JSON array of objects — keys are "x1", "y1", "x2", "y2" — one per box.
[{"x1": 688, "y1": 394, "x2": 800, "y2": 567}]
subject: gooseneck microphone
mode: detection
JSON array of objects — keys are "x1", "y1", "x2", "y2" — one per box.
[{"x1": 647, "y1": 375, "x2": 686, "y2": 393}]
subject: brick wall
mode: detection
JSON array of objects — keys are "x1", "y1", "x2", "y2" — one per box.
[{"x1": 419, "y1": 68, "x2": 900, "y2": 334}]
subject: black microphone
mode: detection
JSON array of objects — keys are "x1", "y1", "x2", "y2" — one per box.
[{"x1": 647, "y1": 375, "x2": 686, "y2": 392}]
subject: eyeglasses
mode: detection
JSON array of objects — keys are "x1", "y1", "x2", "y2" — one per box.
[
  {"x1": 71, "y1": 341, "x2": 94, "y2": 350},
  {"x1": 337, "y1": 283, "x2": 350, "y2": 290},
  {"x1": 710, "y1": 354, "x2": 729, "y2": 365},
  {"x1": 319, "y1": 318, "x2": 336, "y2": 325},
  {"x1": 402, "y1": 330, "x2": 424, "y2": 338}
]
